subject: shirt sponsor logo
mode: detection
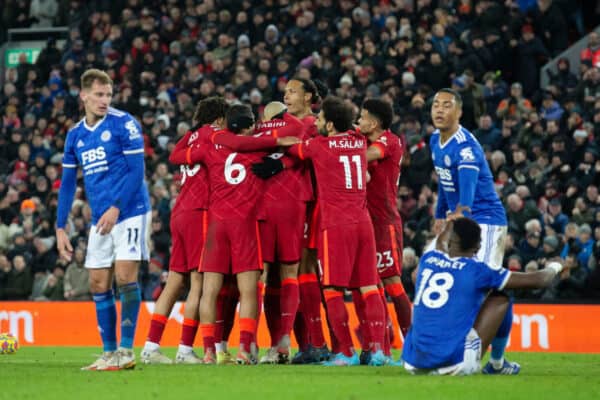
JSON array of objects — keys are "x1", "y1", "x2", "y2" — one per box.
[
  {"x1": 81, "y1": 147, "x2": 106, "y2": 164},
  {"x1": 435, "y1": 166, "x2": 452, "y2": 181}
]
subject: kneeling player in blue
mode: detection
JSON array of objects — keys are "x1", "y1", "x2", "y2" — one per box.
[{"x1": 402, "y1": 213, "x2": 563, "y2": 375}]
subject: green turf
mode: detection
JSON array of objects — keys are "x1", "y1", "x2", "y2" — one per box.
[{"x1": 1, "y1": 348, "x2": 599, "y2": 400}]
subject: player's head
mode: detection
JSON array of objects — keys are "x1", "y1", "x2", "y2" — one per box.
[
  {"x1": 80, "y1": 69, "x2": 113, "y2": 119},
  {"x1": 193, "y1": 96, "x2": 229, "y2": 127},
  {"x1": 431, "y1": 88, "x2": 462, "y2": 133},
  {"x1": 359, "y1": 98, "x2": 393, "y2": 134},
  {"x1": 226, "y1": 104, "x2": 255, "y2": 135},
  {"x1": 284, "y1": 78, "x2": 320, "y2": 116},
  {"x1": 263, "y1": 101, "x2": 287, "y2": 121},
  {"x1": 449, "y1": 217, "x2": 481, "y2": 256},
  {"x1": 317, "y1": 96, "x2": 354, "y2": 137}
]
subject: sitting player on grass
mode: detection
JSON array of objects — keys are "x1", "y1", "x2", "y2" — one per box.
[{"x1": 402, "y1": 208, "x2": 563, "y2": 375}]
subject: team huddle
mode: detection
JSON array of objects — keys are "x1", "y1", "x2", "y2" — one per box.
[{"x1": 56, "y1": 69, "x2": 562, "y2": 374}]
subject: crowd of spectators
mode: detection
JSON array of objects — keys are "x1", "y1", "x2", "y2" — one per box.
[{"x1": 1, "y1": 0, "x2": 599, "y2": 302}]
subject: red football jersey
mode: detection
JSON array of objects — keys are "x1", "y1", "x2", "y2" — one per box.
[
  {"x1": 300, "y1": 115, "x2": 318, "y2": 139},
  {"x1": 169, "y1": 125, "x2": 218, "y2": 214},
  {"x1": 289, "y1": 131, "x2": 371, "y2": 229},
  {"x1": 255, "y1": 113, "x2": 312, "y2": 202},
  {"x1": 185, "y1": 133, "x2": 269, "y2": 220},
  {"x1": 366, "y1": 130, "x2": 404, "y2": 225},
  {"x1": 169, "y1": 125, "x2": 278, "y2": 215}
]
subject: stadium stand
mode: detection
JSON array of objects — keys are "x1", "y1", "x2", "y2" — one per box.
[{"x1": 0, "y1": 0, "x2": 599, "y2": 301}]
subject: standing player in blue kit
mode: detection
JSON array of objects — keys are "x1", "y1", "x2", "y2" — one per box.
[{"x1": 56, "y1": 69, "x2": 150, "y2": 371}]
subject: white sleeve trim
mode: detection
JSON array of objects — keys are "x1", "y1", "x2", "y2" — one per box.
[
  {"x1": 62, "y1": 163, "x2": 77, "y2": 168},
  {"x1": 123, "y1": 148, "x2": 144, "y2": 155},
  {"x1": 457, "y1": 165, "x2": 480, "y2": 171},
  {"x1": 497, "y1": 270, "x2": 511, "y2": 291}
]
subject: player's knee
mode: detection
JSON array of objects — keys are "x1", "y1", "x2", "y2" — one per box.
[{"x1": 89, "y1": 275, "x2": 110, "y2": 293}]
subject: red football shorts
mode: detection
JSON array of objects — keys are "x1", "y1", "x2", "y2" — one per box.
[
  {"x1": 169, "y1": 209, "x2": 207, "y2": 273},
  {"x1": 260, "y1": 200, "x2": 306, "y2": 264},
  {"x1": 200, "y1": 216, "x2": 263, "y2": 275},
  {"x1": 303, "y1": 200, "x2": 320, "y2": 249},
  {"x1": 318, "y1": 222, "x2": 378, "y2": 289},
  {"x1": 373, "y1": 223, "x2": 403, "y2": 279}
]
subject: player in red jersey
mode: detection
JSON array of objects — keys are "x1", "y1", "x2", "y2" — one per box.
[
  {"x1": 283, "y1": 78, "x2": 332, "y2": 363},
  {"x1": 171, "y1": 104, "x2": 299, "y2": 364},
  {"x1": 143, "y1": 97, "x2": 288, "y2": 364},
  {"x1": 287, "y1": 96, "x2": 388, "y2": 366},
  {"x1": 248, "y1": 101, "x2": 310, "y2": 364},
  {"x1": 354, "y1": 99, "x2": 412, "y2": 364},
  {"x1": 141, "y1": 97, "x2": 228, "y2": 365}
]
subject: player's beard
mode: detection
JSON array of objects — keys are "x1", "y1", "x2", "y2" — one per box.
[{"x1": 318, "y1": 126, "x2": 328, "y2": 137}]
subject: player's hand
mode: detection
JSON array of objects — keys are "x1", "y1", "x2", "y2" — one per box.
[
  {"x1": 446, "y1": 204, "x2": 471, "y2": 221},
  {"x1": 433, "y1": 219, "x2": 446, "y2": 235},
  {"x1": 96, "y1": 206, "x2": 120, "y2": 235},
  {"x1": 251, "y1": 156, "x2": 284, "y2": 179},
  {"x1": 276, "y1": 136, "x2": 301, "y2": 147},
  {"x1": 56, "y1": 228, "x2": 73, "y2": 262}
]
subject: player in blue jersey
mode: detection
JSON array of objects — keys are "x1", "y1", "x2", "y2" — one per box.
[
  {"x1": 56, "y1": 69, "x2": 150, "y2": 371},
  {"x1": 429, "y1": 88, "x2": 518, "y2": 374},
  {"x1": 402, "y1": 211, "x2": 563, "y2": 375}
]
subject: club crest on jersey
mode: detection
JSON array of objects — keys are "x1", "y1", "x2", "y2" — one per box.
[
  {"x1": 460, "y1": 147, "x2": 475, "y2": 162},
  {"x1": 101, "y1": 130, "x2": 111, "y2": 142},
  {"x1": 444, "y1": 155, "x2": 451, "y2": 166}
]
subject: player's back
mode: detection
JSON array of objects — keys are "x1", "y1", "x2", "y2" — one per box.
[
  {"x1": 402, "y1": 249, "x2": 510, "y2": 369},
  {"x1": 367, "y1": 130, "x2": 403, "y2": 225},
  {"x1": 171, "y1": 125, "x2": 219, "y2": 215},
  {"x1": 430, "y1": 126, "x2": 507, "y2": 225},
  {"x1": 64, "y1": 107, "x2": 149, "y2": 223},
  {"x1": 306, "y1": 131, "x2": 370, "y2": 229},
  {"x1": 255, "y1": 113, "x2": 312, "y2": 202},
  {"x1": 202, "y1": 137, "x2": 264, "y2": 220}
]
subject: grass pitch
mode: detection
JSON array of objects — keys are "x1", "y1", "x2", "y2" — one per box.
[{"x1": 1, "y1": 348, "x2": 599, "y2": 400}]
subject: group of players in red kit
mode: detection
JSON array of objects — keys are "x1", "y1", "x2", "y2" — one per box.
[{"x1": 139, "y1": 78, "x2": 413, "y2": 367}]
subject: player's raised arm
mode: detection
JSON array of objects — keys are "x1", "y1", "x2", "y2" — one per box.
[{"x1": 504, "y1": 260, "x2": 563, "y2": 290}]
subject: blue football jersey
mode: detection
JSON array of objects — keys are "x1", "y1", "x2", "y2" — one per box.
[
  {"x1": 62, "y1": 107, "x2": 150, "y2": 224},
  {"x1": 402, "y1": 249, "x2": 511, "y2": 369},
  {"x1": 430, "y1": 126, "x2": 507, "y2": 225}
]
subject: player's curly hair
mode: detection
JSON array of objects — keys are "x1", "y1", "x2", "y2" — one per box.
[
  {"x1": 362, "y1": 98, "x2": 394, "y2": 130},
  {"x1": 453, "y1": 218, "x2": 481, "y2": 252},
  {"x1": 321, "y1": 96, "x2": 354, "y2": 133},
  {"x1": 193, "y1": 96, "x2": 229, "y2": 126}
]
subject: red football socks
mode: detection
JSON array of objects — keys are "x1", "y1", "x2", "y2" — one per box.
[
  {"x1": 385, "y1": 282, "x2": 412, "y2": 337},
  {"x1": 180, "y1": 318, "x2": 199, "y2": 347},
  {"x1": 147, "y1": 313, "x2": 167, "y2": 344},
  {"x1": 299, "y1": 273, "x2": 325, "y2": 348},
  {"x1": 279, "y1": 278, "x2": 299, "y2": 345},
  {"x1": 324, "y1": 291, "x2": 353, "y2": 357}
]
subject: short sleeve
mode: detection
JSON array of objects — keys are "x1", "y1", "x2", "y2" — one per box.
[
  {"x1": 120, "y1": 115, "x2": 145, "y2": 155},
  {"x1": 62, "y1": 130, "x2": 78, "y2": 168},
  {"x1": 475, "y1": 262, "x2": 511, "y2": 291}
]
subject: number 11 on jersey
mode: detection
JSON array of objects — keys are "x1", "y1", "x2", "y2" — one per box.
[{"x1": 339, "y1": 155, "x2": 363, "y2": 189}]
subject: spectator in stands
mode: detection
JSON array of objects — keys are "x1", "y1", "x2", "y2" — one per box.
[
  {"x1": 474, "y1": 114, "x2": 501, "y2": 149},
  {"x1": 63, "y1": 247, "x2": 91, "y2": 301},
  {"x1": 543, "y1": 198, "x2": 569, "y2": 234},
  {"x1": 1, "y1": 254, "x2": 33, "y2": 300},
  {"x1": 580, "y1": 31, "x2": 600, "y2": 68},
  {"x1": 513, "y1": 24, "x2": 549, "y2": 96},
  {"x1": 496, "y1": 82, "x2": 533, "y2": 120}
]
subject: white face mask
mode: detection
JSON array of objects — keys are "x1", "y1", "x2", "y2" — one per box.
[{"x1": 140, "y1": 97, "x2": 149, "y2": 106}]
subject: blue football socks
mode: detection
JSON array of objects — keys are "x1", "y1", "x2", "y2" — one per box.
[
  {"x1": 93, "y1": 290, "x2": 117, "y2": 353},
  {"x1": 119, "y1": 282, "x2": 141, "y2": 350}
]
